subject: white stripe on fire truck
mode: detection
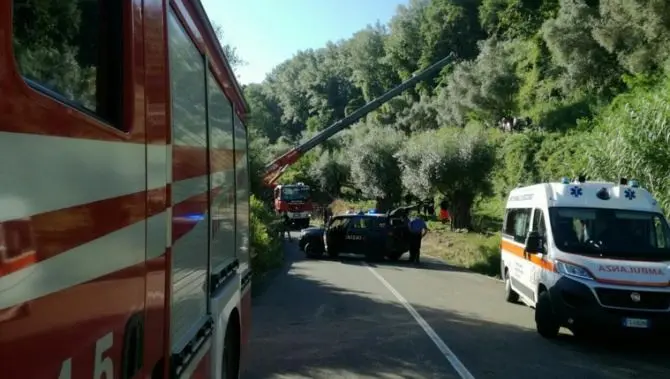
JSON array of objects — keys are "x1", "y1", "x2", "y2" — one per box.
[
  {"x1": 172, "y1": 171, "x2": 233, "y2": 205},
  {"x1": 0, "y1": 211, "x2": 169, "y2": 310},
  {"x1": 148, "y1": 143, "x2": 170, "y2": 190},
  {"x1": 0, "y1": 131, "x2": 169, "y2": 222}
]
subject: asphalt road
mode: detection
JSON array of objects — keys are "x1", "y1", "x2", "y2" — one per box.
[{"x1": 244, "y1": 231, "x2": 670, "y2": 379}]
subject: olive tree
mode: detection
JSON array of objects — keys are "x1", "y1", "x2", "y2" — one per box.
[
  {"x1": 396, "y1": 125, "x2": 496, "y2": 229},
  {"x1": 350, "y1": 126, "x2": 406, "y2": 211},
  {"x1": 309, "y1": 151, "x2": 351, "y2": 198}
]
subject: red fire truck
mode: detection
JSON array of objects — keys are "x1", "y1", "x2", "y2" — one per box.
[
  {"x1": 0, "y1": 1, "x2": 250, "y2": 379},
  {"x1": 273, "y1": 183, "x2": 313, "y2": 229}
]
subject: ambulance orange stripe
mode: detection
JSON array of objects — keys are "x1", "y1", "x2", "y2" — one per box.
[
  {"x1": 500, "y1": 238, "x2": 554, "y2": 271},
  {"x1": 502, "y1": 238, "x2": 670, "y2": 287}
]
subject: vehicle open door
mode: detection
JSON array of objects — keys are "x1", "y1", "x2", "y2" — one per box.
[
  {"x1": 388, "y1": 206, "x2": 413, "y2": 254},
  {"x1": 325, "y1": 217, "x2": 350, "y2": 257},
  {"x1": 345, "y1": 216, "x2": 371, "y2": 255}
]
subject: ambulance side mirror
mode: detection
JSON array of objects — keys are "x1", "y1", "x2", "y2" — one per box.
[{"x1": 525, "y1": 231, "x2": 543, "y2": 254}]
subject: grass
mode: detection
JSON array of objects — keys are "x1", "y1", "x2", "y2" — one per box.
[
  {"x1": 329, "y1": 198, "x2": 376, "y2": 215},
  {"x1": 328, "y1": 197, "x2": 505, "y2": 278},
  {"x1": 422, "y1": 220, "x2": 502, "y2": 278}
]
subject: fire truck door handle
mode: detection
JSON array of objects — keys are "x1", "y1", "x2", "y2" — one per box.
[{"x1": 121, "y1": 312, "x2": 144, "y2": 379}]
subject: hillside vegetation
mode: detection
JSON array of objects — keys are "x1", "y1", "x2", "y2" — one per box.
[{"x1": 246, "y1": 0, "x2": 670, "y2": 275}]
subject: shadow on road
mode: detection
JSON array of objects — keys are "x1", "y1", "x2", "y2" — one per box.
[{"x1": 245, "y1": 240, "x2": 670, "y2": 379}]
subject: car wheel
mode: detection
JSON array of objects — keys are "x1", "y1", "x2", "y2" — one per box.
[
  {"x1": 365, "y1": 251, "x2": 384, "y2": 262},
  {"x1": 305, "y1": 243, "x2": 321, "y2": 259},
  {"x1": 535, "y1": 290, "x2": 560, "y2": 339},
  {"x1": 386, "y1": 252, "x2": 402, "y2": 262},
  {"x1": 504, "y1": 269, "x2": 519, "y2": 303}
]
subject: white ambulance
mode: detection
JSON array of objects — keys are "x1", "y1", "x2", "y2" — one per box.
[{"x1": 500, "y1": 177, "x2": 670, "y2": 339}]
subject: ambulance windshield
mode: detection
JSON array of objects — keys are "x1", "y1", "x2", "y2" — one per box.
[{"x1": 549, "y1": 207, "x2": 670, "y2": 260}]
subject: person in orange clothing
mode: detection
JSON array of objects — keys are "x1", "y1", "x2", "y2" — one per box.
[{"x1": 439, "y1": 198, "x2": 450, "y2": 224}]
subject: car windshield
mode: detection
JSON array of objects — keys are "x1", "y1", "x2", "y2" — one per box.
[
  {"x1": 349, "y1": 216, "x2": 386, "y2": 229},
  {"x1": 549, "y1": 207, "x2": 670, "y2": 260},
  {"x1": 281, "y1": 186, "x2": 310, "y2": 201}
]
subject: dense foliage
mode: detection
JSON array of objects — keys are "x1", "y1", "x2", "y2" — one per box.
[
  {"x1": 249, "y1": 195, "x2": 283, "y2": 272},
  {"x1": 244, "y1": 0, "x2": 670, "y2": 230}
]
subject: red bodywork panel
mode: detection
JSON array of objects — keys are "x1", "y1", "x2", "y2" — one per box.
[{"x1": 0, "y1": 1, "x2": 250, "y2": 378}]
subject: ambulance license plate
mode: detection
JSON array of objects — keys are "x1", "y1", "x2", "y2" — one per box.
[{"x1": 622, "y1": 318, "x2": 649, "y2": 328}]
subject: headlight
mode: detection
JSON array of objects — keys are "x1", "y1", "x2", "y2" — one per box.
[{"x1": 555, "y1": 261, "x2": 593, "y2": 281}]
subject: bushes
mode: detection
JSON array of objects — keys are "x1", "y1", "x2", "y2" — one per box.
[{"x1": 250, "y1": 195, "x2": 283, "y2": 273}]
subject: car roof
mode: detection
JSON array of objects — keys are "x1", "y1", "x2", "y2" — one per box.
[{"x1": 333, "y1": 213, "x2": 386, "y2": 219}]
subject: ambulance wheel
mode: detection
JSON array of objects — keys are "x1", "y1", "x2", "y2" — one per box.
[
  {"x1": 535, "y1": 290, "x2": 560, "y2": 339},
  {"x1": 503, "y1": 268, "x2": 519, "y2": 303}
]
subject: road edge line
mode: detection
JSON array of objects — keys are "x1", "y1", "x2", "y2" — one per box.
[{"x1": 364, "y1": 263, "x2": 476, "y2": 379}]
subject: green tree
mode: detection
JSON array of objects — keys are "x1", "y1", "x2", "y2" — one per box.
[
  {"x1": 396, "y1": 125, "x2": 496, "y2": 229},
  {"x1": 212, "y1": 23, "x2": 247, "y2": 71},
  {"x1": 587, "y1": 78, "x2": 670, "y2": 212},
  {"x1": 350, "y1": 126, "x2": 406, "y2": 211}
]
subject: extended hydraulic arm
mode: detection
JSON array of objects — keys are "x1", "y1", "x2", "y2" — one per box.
[{"x1": 262, "y1": 52, "x2": 456, "y2": 186}]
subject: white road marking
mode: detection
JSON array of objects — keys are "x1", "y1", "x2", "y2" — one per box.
[{"x1": 365, "y1": 263, "x2": 476, "y2": 379}]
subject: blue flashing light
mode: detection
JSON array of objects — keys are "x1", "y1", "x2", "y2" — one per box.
[
  {"x1": 185, "y1": 213, "x2": 205, "y2": 221},
  {"x1": 368, "y1": 209, "x2": 377, "y2": 214},
  {"x1": 560, "y1": 177, "x2": 570, "y2": 184},
  {"x1": 629, "y1": 179, "x2": 639, "y2": 188}
]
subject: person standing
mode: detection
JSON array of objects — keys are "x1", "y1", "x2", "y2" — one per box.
[
  {"x1": 322, "y1": 205, "x2": 331, "y2": 225},
  {"x1": 439, "y1": 198, "x2": 450, "y2": 225},
  {"x1": 282, "y1": 212, "x2": 292, "y2": 241},
  {"x1": 423, "y1": 198, "x2": 433, "y2": 216},
  {"x1": 408, "y1": 214, "x2": 429, "y2": 264},
  {"x1": 416, "y1": 199, "x2": 424, "y2": 215}
]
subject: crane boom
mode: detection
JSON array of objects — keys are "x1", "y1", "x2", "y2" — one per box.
[{"x1": 262, "y1": 52, "x2": 456, "y2": 186}]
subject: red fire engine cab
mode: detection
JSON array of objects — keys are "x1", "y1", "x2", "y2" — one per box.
[
  {"x1": 0, "y1": 1, "x2": 251, "y2": 379},
  {"x1": 273, "y1": 183, "x2": 313, "y2": 229}
]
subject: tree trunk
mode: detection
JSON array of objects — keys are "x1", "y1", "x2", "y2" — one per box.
[
  {"x1": 375, "y1": 197, "x2": 393, "y2": 213},
  {"x1": 450, "y1": 197, "x2": 473, "y2": 230}
]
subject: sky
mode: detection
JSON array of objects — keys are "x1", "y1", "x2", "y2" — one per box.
[{"x1": 201, "y1": 0, "x2": 410, "y2": 85}]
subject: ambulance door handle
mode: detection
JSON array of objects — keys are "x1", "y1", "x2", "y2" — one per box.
[{"x1": 121, "y1": 312, "x2": 145, "y2": 379}]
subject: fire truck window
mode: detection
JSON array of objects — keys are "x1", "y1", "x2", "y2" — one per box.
[
  {"x1": 12, "y1": 0, "x2": 124, "y2": 128},
  {"x1": 233, "y1": 114, "x2": 250, "y2": 267},
  {"x1": 281, "y1": 186, "x2": 310, "y2": 201},
  {"x1": 207, "y1": 70, "x2": 236, "y2": 272}
]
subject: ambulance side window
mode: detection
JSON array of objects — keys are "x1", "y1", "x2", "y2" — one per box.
[
  {"x1": 531, "y1": 209, "x2": 546, "y2": 237},
  {"x1": 652, "y1": 216, "x2": 670, "y2": 248},
  {"x1": 503, "y1": 208, "x2": 532, "y2": 243}
]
